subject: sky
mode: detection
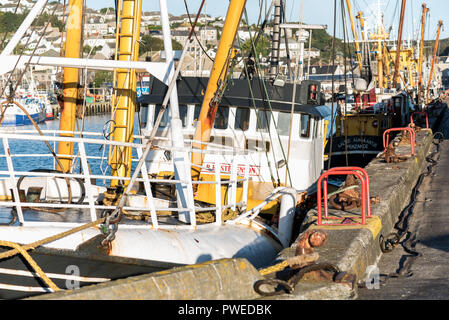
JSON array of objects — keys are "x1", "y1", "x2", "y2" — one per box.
[{"x1": 86, "y1": 0, "x2": 449, "y2": 40}]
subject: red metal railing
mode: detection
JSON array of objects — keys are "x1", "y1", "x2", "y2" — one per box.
[
  {"x1": 317, "y1": 167, "x2": 370, "y2": 226},
  {"x1": 410, "y1": 111, "x2": 429, "y2": 129},
  {"x1": 383, "y1": 127, "x2": 416, "y2": 157},
  {"x1": 328, "y1": 167, "x2": 371, "y2": 217}
]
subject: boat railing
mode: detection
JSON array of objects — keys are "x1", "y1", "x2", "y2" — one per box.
[{"x1": 0, "y1": 129, "x2": 277, "y2": 231}]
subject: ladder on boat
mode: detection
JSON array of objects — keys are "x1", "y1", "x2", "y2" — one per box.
[{"x1": 109, "y1": 0, "x2": 143, "y2": 186}]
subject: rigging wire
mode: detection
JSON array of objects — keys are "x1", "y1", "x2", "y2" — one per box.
[
  {"x1": 340, "y1": 0, "x2": 349, "y2": 167},
  {"x1": 236, "y1": 35, "x2": 278, "y2": 187},
  {"x1": 241, "y1": 7, "x2": 293, "y2": 187},
  {"x1": 183, "y1": 0, "x2": 214, "y2": 63},
  {"x1": 327, "y1": 0, "x2": 338, "y2": 170},
  {"x1": 1, "y1": 0, "x2": 57, "y2": 99},
  {"x1": 285, "y1": 0, "x2": 303, "y2": 185},
  {"x1": 388, "y1": 0, "x2": 400, "y2": 37}
]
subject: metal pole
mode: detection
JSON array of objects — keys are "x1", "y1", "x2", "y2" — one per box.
[
  {"x1": 392, "y1": 0, "x2": 407, "y2": 88},
  {"x1": 57, "y1": 0, "x2": 83, "y2": 172},
  {"x1": 426, "y1": 20, "x2": 443, "y2": 103},
  {"x1": 191, "y1": 0, "x2": 247, "y2": 183},
  {"x1": 418, "y1": 4, "x2": 429, "y2": 96},
  {"x1": 345, "y1": 0, "x2": 363, "y2": 71},
  {"x1": 159, "y1": 0, "x2": 195, "y2": 224},
  {"x1": 269, "y1": 0, "x2": 282, "y2": 80},
  {"x1": 307, "y1": 29, "x2": 312, "y2": 79}
]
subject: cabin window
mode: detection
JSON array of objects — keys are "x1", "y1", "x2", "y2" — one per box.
[
  {"x1": 313, "y1": 117, "x2": 319, "y2": 138},
  {"x1": 193, "y1": 105, "x2": 229, "y2": 129},
  {"x1": 179, "y1": 105, "x2": 188, "y2": 127},
  {"x1": 214, "y1": 106, "x2": 229, "y2": 129},
  {"x1": 246, "y1": 139, "x2": 270, "y2": 152},
  {"x1": 317, "y1": 119, "x2": 323, "y2": 137},
  {"x1": 140, "y1": 103, "x2": 149, "y2": 127},
  {"x1": 154, "y1": 105, "x2": 170, "y2": 128},
  {"x1": 256, "y1": 110, "x2": 270, "y2": 132},
  {"x1": 277, "y1": 112, "x2": 292, "y2": 136},
  {"x1": 234, "y1": 107, "x2": 250, "y2": 131},
  {"x1": 307, "y1": 84, "x2": 319, "y2": 104},
  {"x1": 210, "y1": 136, "x2": 234, "y2": 147},
  {"x1": 300, "y1": 114, "x2": 311, "y2": 138},
  {"x1": 194, "y1": 105, "x2": 201, "y2": 122}
]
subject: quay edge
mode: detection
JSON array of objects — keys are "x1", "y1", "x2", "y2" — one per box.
[{"x1": 26, "y1": 258, "x2": 263, "y2": 300}]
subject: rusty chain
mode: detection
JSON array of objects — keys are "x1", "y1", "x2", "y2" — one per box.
[
  {"x1": 362, "y1": 133, "x2": 443, "y2": 288},
  {"x1": 254, "y1": 263, "x2": 343, "y2": 297}
]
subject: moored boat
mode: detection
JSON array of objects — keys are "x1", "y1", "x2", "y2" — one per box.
[{"x1": 0, "y1": 0, "x2": 330, "y2": 299}]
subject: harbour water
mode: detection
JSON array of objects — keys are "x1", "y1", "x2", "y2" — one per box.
[{"x1": 0, "y1": 114, "x2": 142, "y2": 186}]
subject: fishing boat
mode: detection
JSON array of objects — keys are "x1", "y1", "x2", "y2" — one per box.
[
  {"x1": 0, "y1": 0, "x2": 329, "y2": 299},
  {"x1": 0, "y1": 97, "x2": 46, "y2": 126},
  {"x1": 325, "y1": 0, "x2": 442, "y2": 168}
]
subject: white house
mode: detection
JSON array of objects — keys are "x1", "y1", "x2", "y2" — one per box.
[
  {"x1": 85, "y1": 37, "x2": 107, "y2": 48},
  {"x1": 99, "y1": 42, "x2": 115, "y2": 59}
]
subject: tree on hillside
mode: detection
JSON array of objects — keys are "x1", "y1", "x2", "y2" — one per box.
[
  {"x1": 240, "y1": 34, "x2": 271, "y2": 58},
  {"x1": 83, "y1": 45, "x2": 102, "y2": 56},
  {"x1": 0, "y1": 12, "x2": 26, "y2": 34},
  {"x1": 93, "y1": 70, "x2": 112, "y2": 88},
  {"x1": 139, "y1": 34, "x2": 182, "y2": 55},
  {"x1": 100, "y1": 8, "x2": 115, "y2": 14}
]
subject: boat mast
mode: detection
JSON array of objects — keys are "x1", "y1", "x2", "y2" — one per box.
[
  {"x1": 356, "y1": 11, "x2": 373, "y2": 83},
  {"x1": 356, "y1": 11, "x2": 366, "y2": 41},
  {"x1": 269, "y1": 0, "x2": 282, "y2": 80},
  {"x1": 392, "y1": 0, "x2": 407, "y2": 89},
  {"x1": 190, "y1": 0, "x2": 247, "y2": 183},
  {"x1": 426, "y1": 20, "x2": 443, "y2": 103},
  {"x1": 374, "y1": 0, "x2": 384, "y2": 89},
  {"x1": 345, "y1": 0, "x2": 363, "y2": 72},
  {"x1": 57, "y1": 0, "x2": 84, "y2": 172},
  {"x1": 417, "y1": 3, "x2": 429, "y2": 103},
  {"x1": 109, "y1": 0, "x2": 143, "y2": 186}
]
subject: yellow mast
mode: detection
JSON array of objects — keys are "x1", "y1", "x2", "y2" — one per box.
[
  {"x1": 418, "y1": 3, "x2": 429, "y2": 95},
  {"x1": 370, "y1": 25, "x2": 389, "y2": 89},
  {"x1": 392, "y1": 0, "x2": 407, "y2": 88},
  {"x1": 382, "y1": 42, "x2": 391, "y2": 85},
  {"x1": 190, "y1": 0, "x2": 247, "y2": 183},
  {"x1": 109, "y1": 0, "x2": 142, "y2": 187},
  {"x1": 56, "y1": 0, "x2": 83, "y2": 172},
  {"x1": 426, "y1": 20, "x2": 443, "y2": 103},
  {"x1": 345, "y1": 0, "x2": 362, "y2": 71},
  {"x1": 356, "y1": 12, "x2": 366, "y2": 41}
]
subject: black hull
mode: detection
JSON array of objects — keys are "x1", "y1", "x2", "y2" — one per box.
[
  {"x1": 325, "y1": 135, "x2": 383, "y2": 168},
  {"x1": 0, "y1": 235, "x2": 182, "y2": 300}
]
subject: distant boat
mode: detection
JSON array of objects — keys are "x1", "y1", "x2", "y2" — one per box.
[
  {"x1": 1, "y1": 98, "x2": 46, "y2": 126},
  {"x1": 45, "y1": 104, "x2": 54, "y2": 120}
]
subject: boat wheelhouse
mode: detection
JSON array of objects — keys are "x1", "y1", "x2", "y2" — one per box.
[
  {"x1": 139, "y1": 77, "x2": 331, "y2": 197},
  {"x1": 326, "y1": 90, "x2": 416, "y2": 167}
]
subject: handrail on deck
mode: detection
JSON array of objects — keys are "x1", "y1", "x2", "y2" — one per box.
[{"x1": 0, "y1": 130, "x2": 262, "y2": 229}]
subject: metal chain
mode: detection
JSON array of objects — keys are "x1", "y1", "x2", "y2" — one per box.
[
  {"x1": 254, "y1": 263, "x2": 342, "y2": 297},
  {"x1": 361, "y1": 134, "x2": 443, "y2": 288}
]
